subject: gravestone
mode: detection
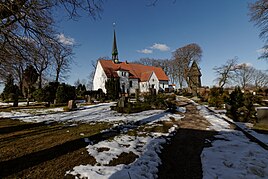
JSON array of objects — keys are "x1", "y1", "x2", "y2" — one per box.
[
  {"x1": 118, "y1": 96, "x2": 127, "y2": 108},
  {"x1": 87, "y1": 95, "x2": 92, "y2": 103},
  {"x1": 68, "y1": 100, "x2": 77, "y2": 110},
  {"x1": 135, "y1": 89, "x2": 139, "y2": 101},
  {"x1": 256, "y1": 107, "x2": 268, "y2": 124}
]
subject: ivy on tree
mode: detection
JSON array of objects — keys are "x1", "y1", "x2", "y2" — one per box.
[
  {"x1": 105, "y1": 77, "x2": 120, "y2": 100},
  {"x1": 23, "y1": 65, "x2": 38, "y2": 106},
  {"x1": 1, "y1": 74, "x2": 19, "y2": 107}
]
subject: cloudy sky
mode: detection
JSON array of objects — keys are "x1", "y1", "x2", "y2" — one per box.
[{"x1": 52, "y1": 0, "x2": 266, "y2": 87}]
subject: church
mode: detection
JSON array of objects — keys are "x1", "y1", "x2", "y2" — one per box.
[{"x1": 92, "y1": 30, "x2": 169, "y2": 94}]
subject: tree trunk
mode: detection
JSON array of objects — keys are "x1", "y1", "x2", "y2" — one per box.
[
  {"x1": 38, "y1": 75, "x2": 42, "y2": 89},
  {"x1": 55, "y1": 69, "x2": 60, "y2": 82},
  {"x1": 26, "y1": 88, "x2": 30, "y2": 106}
]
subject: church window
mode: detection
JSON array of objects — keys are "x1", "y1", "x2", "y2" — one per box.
[{"x1": 130, "y1": 81, "x2": 133, "y2": 87}]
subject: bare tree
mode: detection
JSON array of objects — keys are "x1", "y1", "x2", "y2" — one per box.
[
  {"x1": 134, "y1": 58, "x2": 157, "y2": 66},
  {"x1": 0, "y1": 0, "x2": 103, "y2": 73},
  {"x1": 28, "y1": 39, "x2": 51, "y2": 89},
  {"x1": 23, "y1": 65, "x2": 38, "y2": 105},
  {"x1": 252, "y1": 69, "x2": 268, "y2": 89},
  {"x1": 213, "y1": 58, "x2": 238, "y2": 88},
  {"x1": 51, "y1": 42, "x2": 73, "y2": 82},
  {"x1": 173, "y1": 43, "x2": 202, "y2": 87},
  {"x1": 249, "y1": 0, "x2": 268, "y2": 66},
  {"x1": 0, "y1": 39, "x2": 30, "y2": 92},
  {"x1": 87, "y1": 60, "x2": 98, "y2": 90},
  {"x1": 233, "y1": 63, "x2": 255, "y2": 90},
  {"x1": 249, "y1": 0, "x2": 268, "y2": 41},
  {"x1": 134, "y1": 58, "x2": 175, "y2": 83}
]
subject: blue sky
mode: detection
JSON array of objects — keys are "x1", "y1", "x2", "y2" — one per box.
[
  {"x1": 57, "y1": 0, "x2": 266, "y2": 87},
  {"x1": 1, "y1": 0, "x2": 267, "y2": 92}
]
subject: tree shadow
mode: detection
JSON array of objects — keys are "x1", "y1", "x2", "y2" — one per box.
[
  {"x1": 0, "y1": 122, "x2": 55, "y2": 134},
  {"x1": 0, "y1": 124, "x2": 67, "y2": 145},
  {"x1": 157, "y1": 128, "x2": 217, "y2": 179},
  {"x1": 0, "y1": 111, "x2": 167, "y2": 178},
  {"x1": 108, "y1": 128, "x2": 217, "y2": 179}
]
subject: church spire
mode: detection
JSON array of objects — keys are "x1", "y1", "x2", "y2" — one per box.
[{"x1": 112, "y1": 23, "x2": 119, "y2": 63}]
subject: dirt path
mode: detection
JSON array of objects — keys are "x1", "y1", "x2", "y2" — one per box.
[{"x1": 157, "y1": 97, "x2": 217, "y2": 179}]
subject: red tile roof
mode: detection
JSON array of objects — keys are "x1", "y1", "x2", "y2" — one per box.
[{"x1": 99, "y1": 59, "x2": 169, "y2": 82}]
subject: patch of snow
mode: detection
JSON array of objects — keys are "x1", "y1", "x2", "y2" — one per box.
[
  {"x1": 0, "y1": 103, "x2": 168, "y2": 124},
  {"x1": 198, "y1": 104, "x2": 268, "y2": 179},
  {"x1": 0, "y1": 107, "x2": 63, "y2": 119},
  {"x1": 176, "y1": 106, "x2": 186, "y2": 113},
  {"x1": 236, "y1": 122, "x2": 268, "y2": 146},
  {"x1": 67, "y1": 113, "x2": 180, "y2": 178},
  {"x1": 214, "y1": 113, "x2": 268, "y2": 147},
  {"x1": 0, "y1": 101, "x2": 37, "y2": 107},
  {"x1": 68, "y1": 135, "x2": 168, "y2": 179},
  {"x1": 202, "y1": 130, "x2": 268, "y2": 179},
  {"x1": 198, "y1": 105, "x2": 230, "y2": 131},
  {"x1": 256, "y1": 107, "x2": 268, "y2": 110}
]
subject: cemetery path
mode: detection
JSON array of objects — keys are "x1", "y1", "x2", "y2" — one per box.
[{"x1": 157, "y1": 97, "x2": 218, "y2": 179}]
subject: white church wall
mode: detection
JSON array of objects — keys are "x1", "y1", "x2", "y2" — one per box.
[
  {"x1": 139, "y1": 82, "x2": 149, "y2": 93},
  {"x1": 92, "y1": 61, "x2": 108, "y2": 93},
  {"x1": 117, "y1": 70, "x2": 129, "y2": 93},
  {"x1": 148, "y1": 72, "x2": 159, "y2": 92},
  {"x1": 159, "y1": 80, "x2": 169, "y2": 92},
  {"x1": 129, "y1": 79, "x2": 139, "y2": 94}
]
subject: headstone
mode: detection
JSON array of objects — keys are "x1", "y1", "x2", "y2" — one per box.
[
  {"x1": 87, "y1": 95, "x2": 92, "y2": 103},
  {"x1": 13, "y1": 100, "x2": 18, "y2": 107},
  {"x1": 118, "y1": 96, "x2": 126, "y2": 108},
  {"x1": 135, "y1": 89, "x2": 139, "y2": 101},
  {"x1": 256, "y1": 107, "x2": 268, "y2": 124},
  {"x1": 68, "y1": 100, "x2": 77, "y2": 110}
]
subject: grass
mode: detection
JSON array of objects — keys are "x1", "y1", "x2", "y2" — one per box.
[
  {"x1": 127, "y1": 120, "x2": 176, "y2": 137},
  {"x1": 0, "y1": 98, "x2": 180, "y2": 178},
  {"x1": 0, "y1": 118, "x2": 173, "y2": 178},
  {"x1": 0, "y1": 118, "x2": 112, "y2": 178},
  {"x1": 107, "y1": 152, "x2": 138, "y2": 166},
  {"x1": 8, "y1": 147, "x2": 96, "y2": 179},
  {"x1": 253, "y1": 123, "x2": 268, "y2": 133}
]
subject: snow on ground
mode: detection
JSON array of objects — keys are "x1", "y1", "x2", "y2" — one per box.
[
  {"x1": 198, "y1": 105, "x2": 230, "y2": 132},
  {"x1": 0, "y1": 107, "x2": 64, "y2": 119},
  {"x1": 176, "y1": 106, "x2": 186, "y2": 113},
  {"x1": 217, "y1": 114, "x2": 268, "y2": 146},
  {"x1": 0, "y1": 101, "x2": 36, "y2": 107},
  {"x1": 67, "y1": 113, "x2": 180, "y2": 179},
  {"x1": 0, "y1": 103, "x2": 167, "y2": 124},
  {"x1": 208, "y1": 107, "x2": 268, "y2": 147},
  {"x1": 198, "y1": 105, "x2": 268, "y2": 179},
  {"x1": 2, "y1": 99, "x2": 267, "y2": 178}
]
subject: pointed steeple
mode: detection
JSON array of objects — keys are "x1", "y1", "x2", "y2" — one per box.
[{"x1": 112, "y1": 27, "x2": 119, "y2": 63}]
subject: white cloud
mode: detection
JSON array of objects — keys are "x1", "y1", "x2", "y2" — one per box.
[
  {"x1": 56, "y1": 33, "x2": 75, "y2": 45},
  {"x1": 150, "y1": 43, "x2": 170, "y2": 51},
  {"x1": 235, "y1": 63, "x2": 253, "y2": 69},
  {"x1": 137, "y1": 49, "x2": 153, "y2": 54}
]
